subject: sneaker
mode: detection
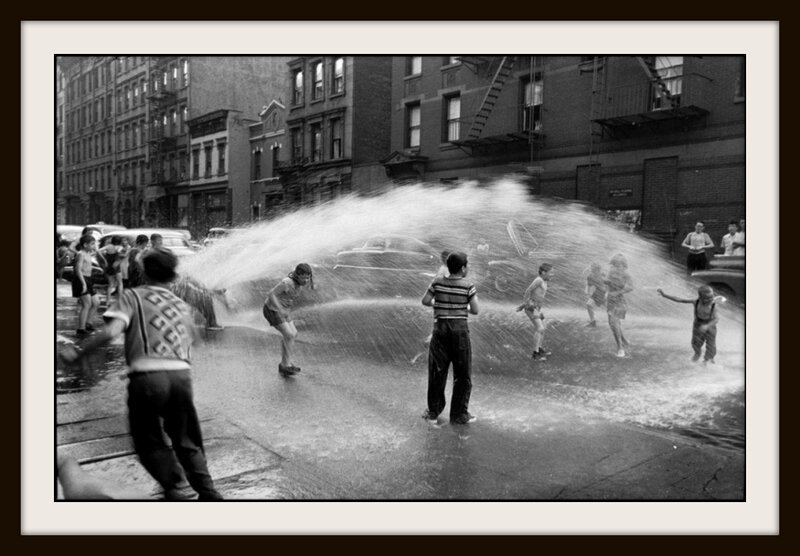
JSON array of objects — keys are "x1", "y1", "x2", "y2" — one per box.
[
  {"x1": 197, "y1": 489, "x2": 224, "y2": 501},
  {"x1": 532, "y1": 351, "x2": 547, "y2": 361},
  {"x1": 278, "y1": 363, "x2": 297, "y2": 377},
  {"x1": 421, "y1": 410, "x2": 438, "y2": 423},
  {"x1": 163, "y1": 487, "x2": 196, "y2": 501},
  {"x1": 538, "y1": 347, "x2": 552, "y2": 356},
  {"x1": 616, "y1": 349, "x2": 626, "y2": 358},
  {"x1": 451, "y1": 413, "x2": 477, "y2": 425},
  {"x1": 76, "y1": 328, "x2": 89, "y2": 336},
  {"x1": 585, "y1": 321, "x2": 597, "y2": 327},
  {"x1": 691, "y1": 353, "x2": 701, "y2": 362}
]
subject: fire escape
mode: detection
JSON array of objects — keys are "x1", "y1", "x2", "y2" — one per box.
[
  {"x1": 146, "y1": 71, "x2": 177, "y2": 187},
  {"x1": 452, "y1": 56, "x2": 543, "y2": 155}
]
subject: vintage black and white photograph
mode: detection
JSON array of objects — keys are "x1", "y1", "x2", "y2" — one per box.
[{"x1": 23, "y1": 21, "x2": 778, "y2": 535}]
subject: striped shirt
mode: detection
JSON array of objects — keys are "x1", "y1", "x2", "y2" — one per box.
[
  {"x1": 103, "y1": 285, "x2": 194, "y2": 372},
  {"x1": 427, "y1": 276, "x2": 477, "y2": 321}
]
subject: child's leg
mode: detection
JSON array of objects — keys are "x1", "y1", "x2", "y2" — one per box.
[
  {"x1": 691, "y1": 322, "x2": 704, "y2": 359},
  {"x1": 274, "y1": 321, "x2": 298, "y2": 367},
  {"x1": 77, "y1": 295, "x2": 90, "y2": 330},
  {"x1": 608, "y1": 313, "x2": 622, "y2": 349},
  {"x1": 704, "y1": 325, "x2": 717, "y2": 361},
  {"x1": 586, "y1": 300, "x2": 596, "y2": 323},
  {"x1": 533, "y1": 318, "x2": 545, "y2": 352},
  {"x1": 87, "y1": 294, "x2": 100, "y2": 324},
  {"x1": 116, "y1": 274, "x2": 124, "y2": 298},
  {"x1": 427, "y1": 326, "x2": 450, "y2": 416}
]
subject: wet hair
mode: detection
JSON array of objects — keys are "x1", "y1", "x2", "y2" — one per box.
[
  {"x1": 142, "y1": 247, "x2": 178, "y2": 283},
  {"x1": 610, "y1": 253, "x2": 628, "y2": 269},
  {"x1": 78, "y1": 234, "x2": 95, "y2": 250},
  {"x1": 695, "y1": 221, "x2": 705, "y2": 227},
  {"x1": 289, "y1": 263, "x2": 314, "y2": 289},
  {"x1": 729, "y1": 219, "x2": 739, "y2": 226},
  {"x1": 81, "y1": 227, "x2": 93, "y2": 236},
  {"x1": 111, "y1": 235, "x2": 122, "y2": 246},
  {"x1": 539, "y1": 263, "x2": 553, "y2": 274},
  {"x1": 135, "y1": 234, "x2": 149, "y2": 246},
  {"x1": 440, "y1": 250, "x2": 452, "y2": 263},
  {"x1": 150, "y1": 233, "x2": 163, "y2": 243},
  {"x1": 446, "y1": 252, "x2": 468, "y2": 274},
  {"x1": 589, "y1": 262, "x2": 602, "y2": 274}
]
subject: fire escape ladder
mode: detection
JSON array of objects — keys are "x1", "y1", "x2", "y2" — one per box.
[
  {"x1": 588, "y1": 56, "x2": 608, "y2": 204},
  {"x1": 466, "y1": 56, "x2": 516, "y2": 140},
  {"x1": 637, "y1": 56, "x2": 677, "y2": 108}
]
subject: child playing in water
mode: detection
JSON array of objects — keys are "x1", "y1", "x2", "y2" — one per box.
[
  {"x1": 657, "y1": 285, "x2": 720, "y2": 364},
  {"x1": 435, "y1": 250, "x2": 451, "y2": 279},
  {"x1": 517, "y1": 263, "x2": 553, "y2": 361},
  {"x1": 263, "y1": 263, "x2": 314, "y2": 377},
  {"x1": 585, "y1": 262, "x2": 606, "y2": 327},
  {"x1": 605, "y1": 254, "x2": 634, "y2": 358},
  {"x1": 71, "y1": 234, "x2": 101, "y2": 336}
]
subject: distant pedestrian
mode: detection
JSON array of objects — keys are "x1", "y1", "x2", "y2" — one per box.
[
  {"x1": 422, "y1": 252, "x2": 479, "y2": 425},
  {"x1": 150, "y1": 233, "x2": 164, "y2": 250},
  {"x1": 71, "y1": 234, "x2": 101, "y2": 336},
  {"x1": 736, "y1": 219, "x2": 746, "y2": 256},
  {"x1": 657, "y1": 285, "x2": 720, "y2": 365},
  {"x1": 125, "y1": 234, "x2": 149, "y2": 288},
  {"x1": 517, "y1": 263, "x2": 553, "y2": 361},
  {"x1": 262, "y1": 263, "x2": 314, "y2": 377},
  {"x1": 605, "y1": 254, "x2": 633, "y2": 358},
  {"x1": 585, "y1": 262, "x2": 606, "y2": 327},
  {"x1": 681, "y1": 221, "x2": 714, "y2": 272},
  {"x1": 99, "y1": 235, "x2": 125, "y2": 301},
  {"x1": 58, "y1": 248, "x2": 224, "y2": 501}
]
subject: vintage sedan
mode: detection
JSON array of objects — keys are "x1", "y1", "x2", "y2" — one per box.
[
  {"x1": 99, "y1": 228, "x2": 197, "y2": 259},
  {"x1": 332, "y1": 235, "x2": 440, "y2": 295},
  {"x1": 691, "y1": 255, "x2": 745, "y2": 302}
]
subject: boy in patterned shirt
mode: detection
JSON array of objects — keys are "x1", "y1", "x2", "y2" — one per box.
[
  {"x1": 421, "y1": 251, "x2": 479, "y2": 425},
  {"x1": 60, "y1": 248, "x2": 223, "y2": 501}
]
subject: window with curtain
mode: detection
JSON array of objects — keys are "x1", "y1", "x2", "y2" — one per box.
[
  {"x1": 523, "y1": 75, "x2": 543, "y2": 132},
  {"x1": 332, "y1": 57, "x2": 344, "y2": 94},
  {"x1": 406, "y1": 104, "x2": 421, "y2": 148},
  {"x1": 444, "y1": 95, "x2": 460, "y2": 142},
  {"x1": 313, "y1": 61, "x2": 323, "y2": 100},
  {"x1": 330, "y1": 118, "x2": 342, "y2": 159},
  {"x1": 293, "y1": 69, "x2": 304, "y2": 105},
  {"x1": 651, "y1": 56, "x2": 683, "y2": 110}
]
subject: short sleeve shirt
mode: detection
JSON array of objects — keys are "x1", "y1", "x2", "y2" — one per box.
[
  {"x1": 265, "y1": 277, "x2": 303, "y2": 313},
  {"x1": 103, "y1": 285, "x2": 194, "y2": 370},
  {"x1": 427, "y1": 276, "x2": 477, "y2": 321},
  {"x1": 523, "y1": 276, "x2": 548, "y2": 307}
]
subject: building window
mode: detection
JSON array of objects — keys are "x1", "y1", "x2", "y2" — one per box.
[
  {"x1": 180, "y1": 152, "x2": 187, "y2": 180},
  {"x1": 192, "y1": 149, "x2": 199, "y2": 179},
  {"x1": 271, "y1": 145, "x2": 279, "y2": 177},
  {"x1": 141, "y1": 79, "x2": 147, "y2": 102},
  {"x1": 94, "y1": 135, "x2": 99, "y2": 157},
  {"x1": 254, "y1": 148, "x2": 262, "y2": 180},
  {"x1": 133, "y1": 84, "x2": 139, "y2": 105},
  {"x1": 332, "y1": 57, "x2": 344, "y2": 94},
  {"x1": 170, "y1": 109, "x2": 177, "y2": 136},
  {"x1": 132, "y1": 123, "x2": 138, "y2": 148},
  {"x1": 172, "y1": 66, "x2": 178, "y2": 89},
  {"x1": 217, "y1": 142, "x2": 226, "y2": 175},
  {"x1": 180, "y1": 106, "x2": 187, "y2": 132},
  {"x1": 162, "y1": 70, "x2": 168, "y2": 89},
  {"x1": 330, "y1": 118, "x2": 342, "y2": 159},
  {"x1": 443, "y1": 56, "x2": 459, "y2": 66},
  {"x1": 650, "y1": 56, "x2": 683, "y2": 111},
  {"x1": 182, "y1": 59, "x2": 189, "y2": 87},
  {"x1": 310, "y1": 123, "x2": 323, "y2": 162},
  {"x1": 444, "y1": 94, "x2": 461, "y2": 142},
  {"x1": 313, "y1": 61, "x2": 324, "y2": 100},
  {"x1": 406, "y1": 56, "x2": 422, "y2": 76},
  {"x1": 291, "y1": 127, "x2": 303, "y2": 161},
  {"x1": 406, "y1": 103, "x2": 421, "y2": 148},
  {"x1": 204, "y1": 146, "x2": 212, "y2": 177},
  {"x1": 125, "y1": 86, "x2": 131, "y2": 110},
  {"x1": 522, "y1": 75, "x2": 543, "y2": 132},
  {"x1": 293, "y1": 69, "x2": 304, "y2": 106}
]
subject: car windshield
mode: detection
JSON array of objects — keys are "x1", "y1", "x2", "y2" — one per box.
[
  {"x1": 363, "y1": 238, "x2": 387, "y2": 249},
  {"x1": 162, "y1": 237, "x2": 189, "y2": 249},
  {"x1": 388, "y1": 237, "x2": 429, "y2": 253}
]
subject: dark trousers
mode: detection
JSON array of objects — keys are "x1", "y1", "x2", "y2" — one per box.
[
  {"x1": 127, "y1": 370, "x2": 218, "y2": 497},
  {"x1": 687, "y1": 252, "x2": 708, "y2": 272},
  {"x1": 427, "y1": 319, "x2": 472, "y2": 419},
  {"x1": 691, "y1": 321, "x2": 717, "y2": 361}
]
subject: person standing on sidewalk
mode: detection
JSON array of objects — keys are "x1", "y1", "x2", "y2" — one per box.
[
  {"x1": 421, "y1": 252, "x2": 479, "y2": 425},
  {"x1": 59, "y1": 248, "x2": 224, "y2": 501},
  {"x1": 125, "y1": 234, "x2": 150, "y2": 288},
  {"x1": 681, "y1": 221, "x2": 715, "y2": 273},
  {"x1": 72, "y1": 234, "x2": 102, "y2": 336}
]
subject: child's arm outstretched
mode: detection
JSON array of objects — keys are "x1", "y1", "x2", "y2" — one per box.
[{"x1": 657, "y1": 289, "x2": 694, "y2": 303}]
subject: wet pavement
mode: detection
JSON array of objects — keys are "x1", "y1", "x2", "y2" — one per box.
[{"x1": 55, "y1": 281, "x2": 744, "y2": 501}]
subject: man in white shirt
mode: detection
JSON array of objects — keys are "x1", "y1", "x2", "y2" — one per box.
[{"x1": 681, "y1": 221, "x2": 715, "y2": 273}]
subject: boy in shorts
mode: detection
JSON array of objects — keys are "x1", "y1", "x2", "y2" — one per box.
[
  {"x1": 657, "y1": 285, "x2": 720, "y2": 364},
  {"x1": 72, "y1": 234, "x2": 101, "y2": 336},
  {"x1": 517, "y1": 263, "x2": 553, "y2": 361},
  {"x1": 263, "y1": 263, "x2": 314, "y2": 376}
]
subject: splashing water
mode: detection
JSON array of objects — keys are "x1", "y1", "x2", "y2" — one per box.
[{"x1": 180, "y1": 178, "x2": 745, "y2": 449}]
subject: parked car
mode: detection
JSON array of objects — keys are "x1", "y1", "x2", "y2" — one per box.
[
  {"x1": 332, "y1": 234, "x2": 440, "y2": 295},
  {"x1": 83, "y1": 223, "x2": 127, "y2": 240},
  {"x1": 56, "y1": 224, "x2": 85, "y2": 245},
  {"x1": 203, "y1": 227, "x2": 248, "y2": 247},
  {"x1": 691, "y1": 255, "x2": 745, "y2": 302},
  {"x1": 99, "y1": 228, "x2": 197, "y2": 259}
]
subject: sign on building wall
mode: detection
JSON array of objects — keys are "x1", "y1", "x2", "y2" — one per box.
[{"x1": 609, "y1": 188, "x2": 633, "y2": 197}]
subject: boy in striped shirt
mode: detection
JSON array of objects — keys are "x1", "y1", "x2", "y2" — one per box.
[{"x1": 421, "y1": 251, "x2": 480, "y2": 425}]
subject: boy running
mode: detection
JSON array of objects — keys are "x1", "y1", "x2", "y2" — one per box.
[
  {"x1": 517, "y1": 263, "x2": 553, "y2": 361},
  {"x1": 59, "y1": 248, "x2": 223, "y2": 501}
]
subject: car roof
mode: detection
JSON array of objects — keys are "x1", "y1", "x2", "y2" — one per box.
[{"x1": 100, "y1": 228, "x2": 187, "y2": 239}]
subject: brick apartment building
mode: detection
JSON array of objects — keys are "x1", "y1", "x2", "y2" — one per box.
[
  {"x1": 57, "y1": 56, "x2": 289, "y2": 238},
  {"x1": 271, "y1": 56, "x2": 393, "y2": 209},
  {"x1": 383, "y1": 55, "x2": 745, "y2": 257}
]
